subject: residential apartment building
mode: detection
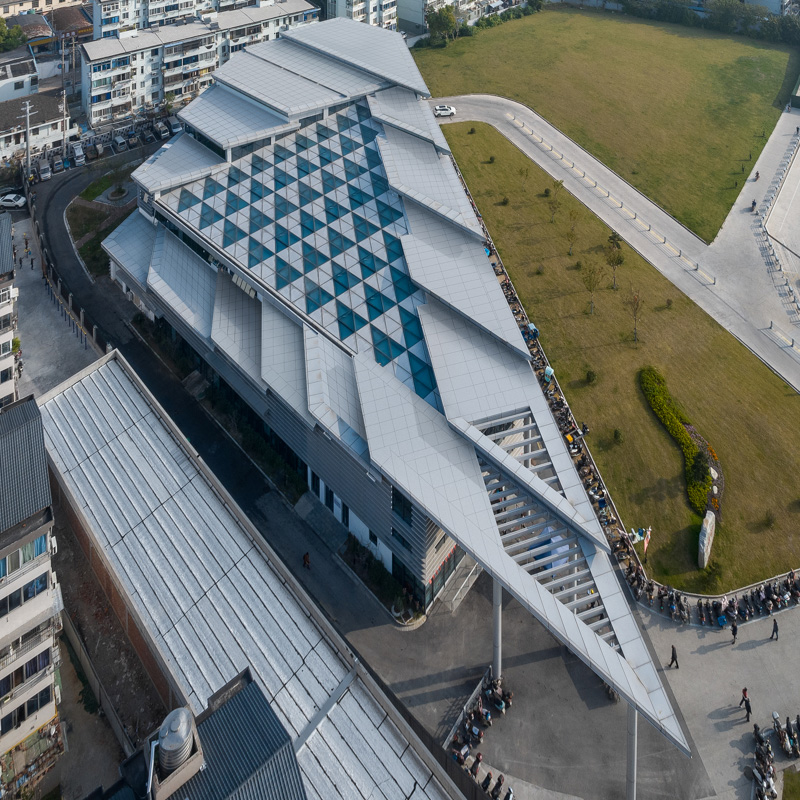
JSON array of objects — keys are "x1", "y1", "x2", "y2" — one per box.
[
  {"x1": 0, "y1": 48, "x2": 38, "y2": 104},
  {"x1": 0, "y1": 397, "x2": 64, "y2": 794},
  {"x1": 0, "y1": 93, "x2": 78, "y2": 163},
  {"x1": 325, "y1": 0, "x2": 397, "y2": 28},
  {"x1": 0, "y1": 216, "x2": 17, "y2": 409},
  {"x1": 81, "y1": 0, "x2": 317, "y2": 126}
]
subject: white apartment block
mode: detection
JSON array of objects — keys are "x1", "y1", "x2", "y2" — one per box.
[
  {"x1": 81, "y1": 0, "x2": 317, "y2": 126},
  {"x1": 0, "y1": 216, "x2": 17, "y2": 410},
  {"x1": 0, "y1": 397, "x2": 64, "y2": 794},
  {"x1": 325, "y1": 0, "x2": 396, "y2": 28},
  {"x1": 0, "y1": 94, "x2": 79, "y2": 164}
]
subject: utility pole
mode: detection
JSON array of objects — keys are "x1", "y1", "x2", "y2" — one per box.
[
  {"x1": 60, "y1": 34, "x2": 66, "y2": 93},
  {"x1": 17, "y1": 100, "x2": 37, "y2": 181},
  {"x1": 60, "y1": 91, "x2": 67, "y2": 154}
]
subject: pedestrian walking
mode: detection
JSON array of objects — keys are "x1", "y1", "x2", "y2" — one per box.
[
  {"x1": 666, "y1": 644, "x2": 679, "y2": 669},
  {"x1": 744, "y1": 697, "x2": 752, "y2": 722},
  {"x1": 740, "y1": 688, "x2": 749, "y2": 707},
  {"x1": 731, "y1": 621, "x2": 738, "y2": 644},
  {"x1": 302, "y1": 552, "x2": 310, "y2": 570},
  {"x1": 770, "y1": 618, "x2": 779, "y2": 640}
]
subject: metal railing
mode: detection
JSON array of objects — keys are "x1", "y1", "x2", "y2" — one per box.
[
  {"x1": 442, "y1": 666, "x2": 491, "y2": 748},
  {"x1": 0, "y1": 621, "x2": 61, "y2": 673}
]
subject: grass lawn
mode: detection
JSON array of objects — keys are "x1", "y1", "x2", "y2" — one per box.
[
  {"x1": 78, "y1": 212, "x2": 127, "y2": 277},
  {"x1": 79, "y1": 165, "x2": 136, "y2": 202},
  {"x1": 65, "y1": 204, "x2": 108, "y2": 242},
  {"x1": 785, "y1": 770, "x2": 800, "y2": 800},
  {"x1": 446, "y1": 122, "x2": 800, "y2": 592},
  {"x1": 414, "y1": 6, "x2": 799, "y2": 242}
]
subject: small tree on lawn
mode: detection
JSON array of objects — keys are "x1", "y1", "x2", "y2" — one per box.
[
  {"x1": 565, "y1": 209, "x2": 579, "y2": 256},
  {"x1": 623, "y1": 286, "x2": 644, "y2": 342},
  {"x1": 581, "y1": 262, "x2": 605, "y2": 315},
  {"x1": 548, "y1": 196, "x2": 561, "y2": 223},
  {"x1": 552, "y1": 178, "x2": 564, "y2": 200},
  {"x1": 608, "y1": 230, "x2": 622, "y2": 251},
  {"x1": 605, "y1": 244, "x2": 625, "y2": 289},
  {"x1": 519, "y1": 166, "x2": 530, "y2": 193}
]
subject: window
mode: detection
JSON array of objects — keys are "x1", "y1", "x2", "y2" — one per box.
[
  {"x1": 6, "y1": 551, "x2": 18, "y2": 575},
  {"x1": 23, "y1": 573, "x2": 48, "y2": 601},
  {"x1": 324, "y1": 486, "x2": 334, "y2": 511},
  {"x1": 13, "y1": 81, "x2": 23, "y2": 91},
  {"x1": 0, "y1": 340, "x2": 9, "y2": 356},
  {"x1": 24, "y1": 648, "x2": 49, "y2": 679},
  {"x1": 391, "y1": 528, "x2": 411, "y2": 551},
  {"x1": 341, "y1": 503, "x2": 349, "y2": 528},
  {"x1": 310, "y1": 472, "x2": 320, "y2": 497},
  {"x1": 369, "y1": 530, "x2": 377, "y2": 546},
  {"x1": 26, "y1": 686, "x2": 51, "y2": 717},
  {"x1": 391, "y1": 487, "x2": 412, "y2": 525},
  {"x1": 7, "y1": 590, "x2": 21, "y2": 613},
  {"x1": 0, "y1": 675, "x2": 10, "y2": 699}
]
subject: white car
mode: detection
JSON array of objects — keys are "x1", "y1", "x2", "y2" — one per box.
[
  {"x1": 0, "y1": 194, "x2": 25, "y2": 209},
  {"x1": 433, "y1": 105, "x2": 456, "y2": 118}
]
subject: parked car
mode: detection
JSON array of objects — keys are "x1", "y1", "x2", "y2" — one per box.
[
  {"x1": 52, "y1": 157, "x2": 64, "y2": 174},
  {"x1": 433, "y1": 105, "x2": 456, "y2": 118},
  {"x1": 142, "y1": 127, "x2": 156, "y2": 144},
  {"x1": 71, "y1": 143, "x2": 85, "y2": 167},
  {"x1": 127, "y1": 134, "x2": 140, "y2": 148},
  {"x1": 112, "y1": 135, "x2": 128, "y2": 153},
  {"x1": 38, "y1": 159, "x2": 51, "y2": 181},
  {"x1": 167, "y1": 115, "x2": 182, "y2": 135},
  {"x1": 0, "y1": 194, "x2": 26, "y2": 209},
  {"x1": 154, "y1": 121, "x2": 169, "y2": 140}
]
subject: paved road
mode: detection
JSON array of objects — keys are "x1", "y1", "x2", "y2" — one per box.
[{"x1": 434, "y1": 94, "x2": 800, "y2": 393}]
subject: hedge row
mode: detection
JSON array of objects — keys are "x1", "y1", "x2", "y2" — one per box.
[{"x1": 639, "y1": 366, "x2": 711, "y2": 516}]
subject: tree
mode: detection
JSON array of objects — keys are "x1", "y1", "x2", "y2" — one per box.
[
  {"x1": 608, "y1": 230, "x2": 622, "y2": 250},
  {"x1": 565, "y1": 209, "x2": 579, "y2": 256},
  {"x1": 581, "y1": 262, "x2": 605, "y2": 315},
  {"x1": 551, "y1": 178, "x2": 564, "y2": 200},
  {"x1": 547, "y1": 196, "x2": 561, "y2": 223},
  {"x1": 164, "y1": 92, "x2": 175, "y2": 114},
  {"x1": 605, "y1": 244, "x2": 625, "y2": 289},
  {"x1": 623, "y1": 287, "x2": 644, "y2": 342},
  {"x1": 518, "y1": 166, "x2": 530, "y2": 193},
  {"x1": 0, "y1": 18, "x2": 26, "y2": 53},
  {"x1": 427, "y1": 6, "x2": 457, "y2": 39}
]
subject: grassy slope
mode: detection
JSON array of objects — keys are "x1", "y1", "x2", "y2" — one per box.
[
  {"x1": 414, "y1": 7, "x2": 798, "y2": 242},
  {"x1": 446, "y1": 122, "x2": 800, "y2": 592}
]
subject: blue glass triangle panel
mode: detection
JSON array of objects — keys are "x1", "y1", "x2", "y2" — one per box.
[
  {"x1": 370, "y1": 326, "x2": 405, "y2": 367},
  {"x1": 321, "y1": 170, "x2": 345, "y2": 193},
  {"x1": 250, "y1": 180, "x2": 271, "y2": 203},
  {"x1": 274, "y1": 223, "x2": 300, "y2": 252},
  {"x1": 178, "y1": 188, "x2": 201, "y2": 213},
  {"x1": 377, "y1": 199, "x2": 403, "y2": 226},
  {"x1": 360, "y1": 124, "x2": 378, "y2": 144},
  {"x1": 298, "y1": 182, "x2": 323, "y2": 207},
  {"x1": 300, "y1": 210, "x2": 325, "y2": 236},
  {"x1": 365, "y1": 147, "x2": 382, "y2": 170},
  {"x1": 274, "y1": 195, "x2": 299, "y2": 220},
  {"x1": 274, "y1": 143, "x2": 293, "y2": 163},
  {"x1": 274, "y1": 168, "x2": 295, "y2": 190},
  {"x1": 390, "y1": 267, "x2": 415, "y2": 302},
  {"x1": 276, "y1": 256, "x2": 302, "y2": 290},
  {"x1": 228, "y1": 165, "x2": 246, "y2": 187},
  {"x1": 302, "y1": 241, "x2": 327, "y2": 274},
  {"x1": 333, "y1": 263, "x2": 360, "y2": 296},
  {"x1": 328, "y1": 229, "x2": 355, "y2": 258},
  {"x1": 203, "y1": 177, "x2": 224, "y2": 199},
  {"x1": 296, "y1": 134, "x2": 314, "y2": 152},
  {"x1": 343, "y1": 158, "x2": 367, "y2": 181},
  {"x1": 223, "y1": 220, "x2": 246, "y2": 249},
  {"x1": 352, "y1": 214, "x2": 379, "y2": 243},
  {"x1": 316, "y1": 124, "x2": 335, "y2": 141},
  {"x1": 399, "y1": 307, "x2": 423, "y2": 348},
  {"x1": 199, "y1": 203, "x2": 223, "y2": 230},
  {"x1": 305, "y1": 278, "x2": 334, "y2": 314},
  {"x1": 319, "y1": 146, "x2": 335, "y2": 165},
  {"x1": 358, "y1": 246, "x2": 387, "y2": 279},
  {"x1": 365, "y1": 284, "x2": 395, "y2": 321},
  {"x1": 348, "y1": 185, "x2": 370, "y2": 210},
  {"x1": 248, "y1": 238, "x2": 272, "y2": 269},
  {"x1": 325, "y1": 199, "x2": 347, "y2": 224},
  {"x1": 249, "y1": 208, "x2": 272, "y2": 234},
  {"x1": 383, "y1": 232, "x2": 404, "y2": 262},
  {"x1": 409, "y1": 351, "x2": 437, "y2": 396},
  {"x1": 225, "y1": 191, "x2": 247, "y2": 215},
  {"x1": 251, "y1": 153, "x2": 269, "y2": 175}
]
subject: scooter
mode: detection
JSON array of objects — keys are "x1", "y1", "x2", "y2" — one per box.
[
  {"x1": 697, "y1": 598, "x2": 706, "y2": 625},
  {"x1": 484, "y1": 682, "x2": 506, "y2": 715},
  {"x1": 754, "y1": 723, "x2": 769, "y2": 747}
]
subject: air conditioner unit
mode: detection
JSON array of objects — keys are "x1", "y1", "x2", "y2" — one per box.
[{"x1": 50, "y1": 535, "x2": 57, "y2": 556}]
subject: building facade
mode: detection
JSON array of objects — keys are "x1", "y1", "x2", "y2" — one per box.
[
  {"x1": 0, "y1": 216, "x2": 17, "y2": 409},
  {"x1": 0, "y1": 397, "x2": 64, "y2": 793},
  {"x1": 0, "y1": 93, "x2": 78, "y2": 163},
  {"x1": 81, "y1": 0, "x2": 317, "y2": 126},
  {"x1": 325, "y1": 0, "x2": 397, "y2": 29},
  {"x1": 0, "y1": 48, "x2": 38, "y2": 104}
]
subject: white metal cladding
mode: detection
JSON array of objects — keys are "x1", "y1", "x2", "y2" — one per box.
[{"x1": 38, "y1": 355, "x2": 459, "y2": 800}]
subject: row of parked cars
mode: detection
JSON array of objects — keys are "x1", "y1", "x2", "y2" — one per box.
[{"x1": 34, "y1": 116, "x2": 183, "y2": 182}]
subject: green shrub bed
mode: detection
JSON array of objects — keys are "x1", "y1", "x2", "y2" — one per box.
[{"x1": 639, "y1": 366, "x2": 712, "y2": 515}]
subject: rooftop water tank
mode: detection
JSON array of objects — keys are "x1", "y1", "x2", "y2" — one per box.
[{"x1": 158, "y1": 708, "x2": 193, "y2": 774}]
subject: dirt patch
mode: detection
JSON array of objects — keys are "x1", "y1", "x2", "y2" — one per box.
[{"x1": 53, "y1": 514, "x2": 165, "y2": 748}]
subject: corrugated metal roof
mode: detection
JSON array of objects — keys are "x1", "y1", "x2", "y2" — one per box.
[
  {"x1": 0, "y1": 213, "x2": 12, "y2": 277},
  {"x1": 0, "y1": 397, "x2": 51, "y2": 535},
  {"x1": 184, "y1": 680, "x2": 306, "y2": 800}
]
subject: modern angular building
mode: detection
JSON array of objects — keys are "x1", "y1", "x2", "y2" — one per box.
[
  {"x1": 0, "y1": 397, "x2": 64, "y2": 793},
  {"x1": 103, "y1": 19, "x2": 688, "y2": 750}
]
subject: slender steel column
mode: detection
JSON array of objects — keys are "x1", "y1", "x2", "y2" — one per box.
[
  {"x1": 493, "y1": 579, "x2": 502, "y2": 680},
  {"x1": 627, "y1": 703, "x2": 638, "y2": 800}
]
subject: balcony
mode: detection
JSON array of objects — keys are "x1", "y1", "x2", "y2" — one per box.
[
  {"x1": 0, "y1": 664, "x2": 54, "y2": 712},
  {"x1": 0, "y1": 621, "x2": 60, "y2": 673},
  {"x1": 0, "y1": 583, "x2": 63, "y2": 654},
  {"x1": 0, "y1": 270, "x2": 14, "y2": 290}
]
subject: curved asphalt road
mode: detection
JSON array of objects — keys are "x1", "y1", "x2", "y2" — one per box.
[{"x1": 432, "y1": 94, "x2": 800, "y2": 393}]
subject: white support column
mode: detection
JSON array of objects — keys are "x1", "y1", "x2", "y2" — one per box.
[
  {"x1": 627, "y1": 703, "x2": 637, "y2": 800},
  {"x1": 493, "y1": 578, "x2": 502, "y2": 680}
]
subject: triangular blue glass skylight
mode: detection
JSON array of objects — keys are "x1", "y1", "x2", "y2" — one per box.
[
  {"x1": 249, "y1": 208, "x2": 272, "y2": 234},
  {"x1": 332, "y1": 263, "x2": 360, "y2": 296},
  {"x1": 225, "y1": 191, "x2": 248, "y2": 215},
  {"x1": 223, "y1": 220, "x2": 246, "y2": 249},
  {"x1": 360, "y1": 124, "x2": 379, "y2": 144},
  {"x1": 276, "y1": 256, "x2": 301, "y2": 290},
  {"x1": 251, "y1": 153, "x2": 268, "y2": 175},
  {"x1": 358, "y1": 246, "x2": 387, "y2": 279},
  {"x1": 321, "y1": 170, "x2": 345, "y2": 193},
  {"x1": 228, "y1": 165, "x2": 246, "y2": 187},
  {"x1": 199, "y1": 203, "x2": 223, "y2": 230},
  {"x1": 250, "y1": 180, "x2": 270, "y2": 203},
  {"x1": 409, "y1": 351, "x2": 437, "y2": 396},
  {"x1": 340, "y1": 136, "x2": 357, "y2": 156},
  {"x1": 274, "y1": 144, "x2": 293, "y2": 163},
  {"x1": 274, "y1": 224, "x2": 300, "y2": 252},
  {"x1": 274, "y1": 196, "x2": 299, "y2": 220},
  {"x1": 302, "y1": 242, "x2": 327, "y2": 274},
  {"x1": 364, "y1": 284, "x2": 395, "y2": 321},
  {"x1": 348, "y1": 186, "x2": 370, "y2": 210},
  {"x1": 328, "y1": 229, "x2": 355, "y2": 258},
  {"x1": 336, "y1": 301, "x2": 367, "y2": 340},
  {"x1": 248, "y1": 238, "x2": 272, "y2": 268},
  {"x1": 352, "y1": 214, "x2": 379, "y2": 243},
  {"x1": 399, "y1": 307, "x2": 423, "y2": 348},
  {"x1": 325, "y1": 199, "x2": 347, "y2": 223},
  {"x1": 296, "y1": 156, "x2": 319, "y2": 177},
  {"x1": 298, "y1": 182, "x2": 323, "y2": 207},
  {"x1": 365, "y1": 147, "x2": 382, "y2": 170},
  {"x1": 203, "y1": 177, "x2": 224, "y2": 199},
  {"x1": 356, "y1": 103, "x2": 370, "y2": 122},
  {"x1": 305, "y1": 278, "x2": 334, "y2": 314},
  {"x1": 316, "y1": 124, "x2": 335, "y2": 141},
  {"x1": 274, "y1": 168, "x2": 295, "y2": 190},
  {"x1": 336, "y1": 115, "x2": 355, "y2": 133},
  {"x1": 383, "y1": 232, "x2": 404, "y2": 262},
  {"x1": 296, "y1": 134, "x2": 314, "y2": 152},
  {"x1": 377, "y1": 199, "x2": 403, "y2": 226},
  {"x1": 178, "y1": 189, "x2": 201, "y2": 213},
  {"x1": 370, "y1": 326, "x2": 405, "y2": 367},
  {"x1": 318, "y1": 146, "x2": 335, "y2": 165},
  {"x1": 300, "y1": 210, "x2": 325, "y2": 237},
  {"x1": 371, "y1": 174, "x2": 389, "y2": 196},
  {"x1": 343, "y1": 158, "x2": 367, "y2": 181},
  {"x1": 390, "y1": 267, "x2": 415, "y2": 302}
]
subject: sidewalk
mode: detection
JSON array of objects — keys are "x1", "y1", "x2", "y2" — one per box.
[
  {"x1": 436, "y1": 94, "x2": 800, "y2": 393},
  {"x1": 13, "y1": 214, "x2": 98, "y2": 399}
]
